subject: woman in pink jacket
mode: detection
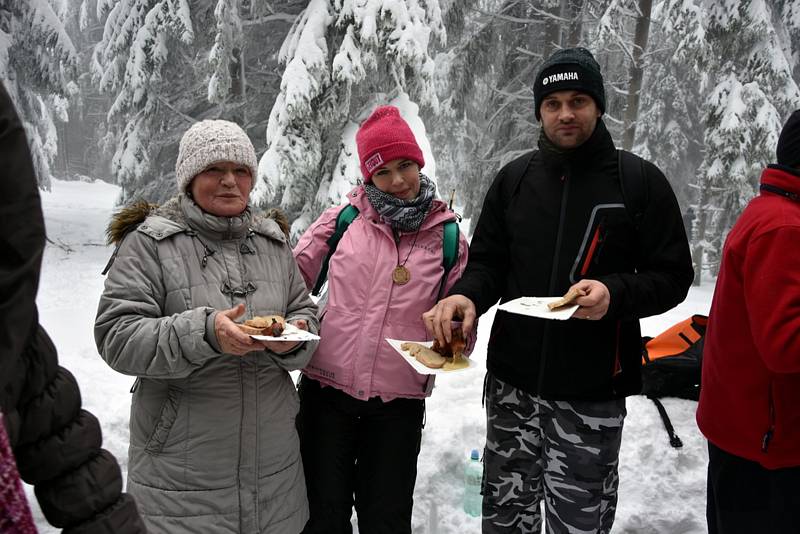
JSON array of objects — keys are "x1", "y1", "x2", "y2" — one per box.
[{"x1": 293, "y1": 105, "x2": 470, "y2": 533}]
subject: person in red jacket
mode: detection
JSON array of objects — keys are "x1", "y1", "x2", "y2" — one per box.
[{"x1": 697, "y1": 109, "x2": 800, "y2": 534}]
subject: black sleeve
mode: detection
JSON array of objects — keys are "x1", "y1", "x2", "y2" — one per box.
[
  {"x1": 0, "y1": 81, "x2": 45, "y2": 376},
  {"x1": 0, "y1": 81, "x2": 146, "y2": 533},
  {"x1": 448, "y1": 163, "x2": 513, "y2": 316},
  {"x1": 598, "y1": 161, "x2": 694, "y2": 319},
  {"x1": 16, "y1": 327, "x2": 147, "y2": 534}
]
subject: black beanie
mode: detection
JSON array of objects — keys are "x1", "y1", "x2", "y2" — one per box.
[
  {"x1": 533, "y1": 47, "x2": 606, "y2": 120},
  {"x1": 777, "y1": 110, "x2": 800, "y2": 168}
]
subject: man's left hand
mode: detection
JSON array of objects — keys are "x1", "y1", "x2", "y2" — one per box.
[{"x1": 570, "y1": 279, "x2": 610, "y2": 320}]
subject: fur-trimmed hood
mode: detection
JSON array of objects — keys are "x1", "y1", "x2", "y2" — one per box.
[{"x1": 106, "y1": 197, "x2": 290, "y2": 245}]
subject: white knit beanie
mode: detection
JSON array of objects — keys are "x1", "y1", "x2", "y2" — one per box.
[{"x1": 175, "y1": 119, "x2": 258, "y2": 192}]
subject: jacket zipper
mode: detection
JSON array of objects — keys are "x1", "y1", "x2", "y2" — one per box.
[
  {"x1": 536, "y1": 174, "x2": 570, "y2": 395},
  {"x1": 364, "y1": 225, "x2": 402, "y2": 399},
  {"x1": 761, "y1": 380, "x2": 775, "y2": 453}
]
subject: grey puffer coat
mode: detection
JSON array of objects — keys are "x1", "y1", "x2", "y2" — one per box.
[{"x1": 95, "y1": 195, "x2": 319, "y2": 534}]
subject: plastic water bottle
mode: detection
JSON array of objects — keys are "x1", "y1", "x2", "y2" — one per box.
[{"x1": 463, "y1": 448, "x2": 482, "y2": 517}]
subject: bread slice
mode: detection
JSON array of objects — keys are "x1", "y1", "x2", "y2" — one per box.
[
  {"x1": 401, "y1": 342, "x2": 447, "y2": 369},
  {"x1": 548, "y1": 287, "x2": 586, "y2": 311},
  {"x1": 236, "y1": 323, "x2": 265, "y2": 335},
  {"x1": 245, "y1": 315, "x2": 285, "y2": 328}
]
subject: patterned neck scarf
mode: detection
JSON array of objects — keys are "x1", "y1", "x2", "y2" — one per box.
[{"x1": 364, "y1": 174, "x2": 435, "y2": 233}]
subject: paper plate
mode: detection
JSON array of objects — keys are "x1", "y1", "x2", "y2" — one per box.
[
  {"x1": 386, "y1": 338, "x2": 476, "y2": 375},
  {"x1": 497, "y1": 296, "x2": 579, "y2": 320},
  {"x1": 250, "y1": 322, "x2": 320, "y2": 342}
]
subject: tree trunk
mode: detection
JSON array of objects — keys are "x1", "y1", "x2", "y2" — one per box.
[
  {"x1": 562, "y1": 0, "x2": 585, "y2": 47},
  {"x1": 229, "y1": 46, "x2": 244, "y2": 124},
  {"x1": 691, "y1": 176, "x2": 710, "y2": 286},
  {"x1": 622, "y1": 0, "x2": 653, "y2": 151},
  {"x1": 543, "y1": 5, "x2": 562, "y2": 59}
]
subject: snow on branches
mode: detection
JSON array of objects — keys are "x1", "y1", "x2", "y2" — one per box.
[
  {"x1": 0, "y1": 0, "x2": 78, "y2": 189},
  {"x1": 256, "y1": 0, "x2": 446, "y2": 241},
  {"x1": 93, "y1": 0, "x2": 194, "y2": 199}
]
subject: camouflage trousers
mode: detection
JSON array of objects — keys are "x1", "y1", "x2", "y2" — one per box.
[{"x1": 482, "y1": 373, "x2": 626, "y2": 534}]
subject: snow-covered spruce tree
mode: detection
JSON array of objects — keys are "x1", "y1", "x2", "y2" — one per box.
[
  {"x1": 256, "y1": 0, "x2": 448, "y2": 241},
  {"x1": 775, "y1": 0, "x2": 800, "y2": 81},
  {"x1": 633, "y1": 0, "x2": 708, "y2": 217},
  {"x1": 432, "y1": 0, "x2": 586, "y2": 233},
  {"x1": 691, "y1": 0, "x2": 799, "y2": 283},
  {"x1": 94, "y1": 0, "x2": 303, "y2": 204},
  {"x1": 593, "y1": 0, "x2": 653, "y2": 151},
  {"x1": 0, "y1": 0, "x2": 77, "y2": 190},
  {"x1": 92, "y1": 0, "x2": 194, "y2": 203}
]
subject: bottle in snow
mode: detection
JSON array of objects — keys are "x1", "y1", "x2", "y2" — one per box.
[{"x1": 463, "y1": 448, "x2": 482, "y2": 517}]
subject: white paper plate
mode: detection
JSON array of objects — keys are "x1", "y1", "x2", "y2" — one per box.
[
  {"x1": 250, "y1": 322, "x2": 320, "y2": 342},
  {"x1": 497, "y1": 296, "x2": 579, "y2": 320},
  {"x1": 386, "y1": 338, "x2": 476, "y2": 375}
]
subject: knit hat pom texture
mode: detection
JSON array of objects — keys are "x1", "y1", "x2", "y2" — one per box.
[{"x1": 175, "y1": 119, "x2": 258, "y2": 193}]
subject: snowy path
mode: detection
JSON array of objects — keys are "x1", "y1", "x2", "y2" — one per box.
[{"x1": 29, "y1": 179, "x2": 711, "y2": 533}]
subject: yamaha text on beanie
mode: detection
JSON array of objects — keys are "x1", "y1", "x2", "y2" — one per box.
[
  {"x1": 356, "y1": 106, "x2": 425, "y2": 182},
  {"x1": 533, "y1": 47, "x2": 606, "y2": 120},
  {"x1": 777, "y1": 110, "x2": 800, "y2": 169},
  {"x1": 175, "y1": 119, "x2": 258, "y2": 192}
]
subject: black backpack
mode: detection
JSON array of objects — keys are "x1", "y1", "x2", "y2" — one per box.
[
  {"x1": 504, "y1": 149, "x2": 649, "y2": 229},
  {"x1": 641, "y1": 314, "x2": 707, "y2": 448}
]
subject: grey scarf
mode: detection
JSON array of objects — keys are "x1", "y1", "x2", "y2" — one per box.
[{"x1": 364, "y1": 174, "x2": 436, "y2": 232}]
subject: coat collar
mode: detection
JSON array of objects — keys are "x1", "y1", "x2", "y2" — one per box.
[
  {"x1": 762, "y1": 165, "x2": 800, "y2": 198},
  {"x1": 537, "y1": 118, "x2": 616, "y2": 173}
]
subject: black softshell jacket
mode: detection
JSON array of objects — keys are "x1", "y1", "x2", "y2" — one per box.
[
  {"x1": 0, "y1": 82, "x2": 145, "y2": 533},
  {"x1": 451, "y1": 120, "x2": 693, "y2": 400}
]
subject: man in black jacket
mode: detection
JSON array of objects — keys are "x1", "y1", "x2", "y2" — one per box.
[
  {"x1": 424, "y1": 48, "x2": 693, "y2": 533},
  {"x1": 0, "y1": 81, "x2": 145, "y2": 532}
]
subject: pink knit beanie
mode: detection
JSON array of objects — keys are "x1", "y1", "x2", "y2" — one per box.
[{"x1": 356, "y1": 106, "x2": 425, "y2": 182}]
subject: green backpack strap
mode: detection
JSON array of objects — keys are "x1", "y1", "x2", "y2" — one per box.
[
  {"x1": 313, "y1": 205, "x2": 460, "y2": 299},
  {"x1": 437, "y1": 219, "x2": 460, "y2": 299},
  {"x1": 442, "y1": 220, "x2": 459, "y2": 275},
  {"x1": 312, "y1": 204, "x2": 359, "y2": 296}
]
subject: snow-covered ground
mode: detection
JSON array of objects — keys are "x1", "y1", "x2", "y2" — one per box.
[{"x1": 28, "y1": 179, "x2": 712, "y2": 533}]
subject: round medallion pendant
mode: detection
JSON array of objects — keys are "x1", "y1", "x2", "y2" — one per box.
[{"x1": 392, "y1": 265, "x2": 411, "y2": 285}]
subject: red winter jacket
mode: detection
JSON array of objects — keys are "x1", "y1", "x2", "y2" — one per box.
[{"x1": 697, "y1": 165, "x2": 800, "y2": 469}]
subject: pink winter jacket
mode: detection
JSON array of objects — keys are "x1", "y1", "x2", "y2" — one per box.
[{"x1": 293, "y1": 185, "x2": 470, "y2": 402}]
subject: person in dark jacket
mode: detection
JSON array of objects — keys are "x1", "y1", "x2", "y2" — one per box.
[
  {"x1": 0, "y1": 83, "x2": 145, "y2": 532},
  {"x1": 696, "y1": 110, "x2": 800, "y2": 534},
  {"x1": 424, "y1": 48, "x2": 693, "y2": 533}
]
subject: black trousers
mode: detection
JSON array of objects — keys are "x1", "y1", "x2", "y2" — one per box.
[
  {"x1": 707, "y1": 441, "x2": 800, "y2": 534},
  {"x1": 297, "y1": 377, "x2": 425, "y2": 534}
]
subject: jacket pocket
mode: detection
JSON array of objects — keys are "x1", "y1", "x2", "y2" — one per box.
[{"x1": 144, "y1": 386, "x2": 183, "y2": 455}]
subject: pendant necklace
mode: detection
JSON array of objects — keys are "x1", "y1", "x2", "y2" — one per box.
[{"x1": 392, "y1": 228, "x2": 420, "y2": 285}]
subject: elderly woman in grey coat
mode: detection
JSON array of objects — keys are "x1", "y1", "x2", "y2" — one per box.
[{"x1": 95, "y1": 119, "x2": 318, "y2": 534}]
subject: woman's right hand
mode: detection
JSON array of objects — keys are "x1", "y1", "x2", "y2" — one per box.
[{"x1": 215, "y1": 304, "x2": 260, "y2": 356}]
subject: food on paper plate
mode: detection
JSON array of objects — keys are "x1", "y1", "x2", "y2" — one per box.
[
  {"x1": 236, "y1": 323, "x2": 265, "y2": 336},
  {"x1": 547, "y1": 287, "x2": 586, "y2": 311},
  {"x1": 401, "y1": 342, "x2": 447, "y2": 368},
  {"x1": 236, "y1": 315, "x2": 287, "y2": 336},
  {"x1": 401, "y1": 330, "x2": 469, "y2": 370}
]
